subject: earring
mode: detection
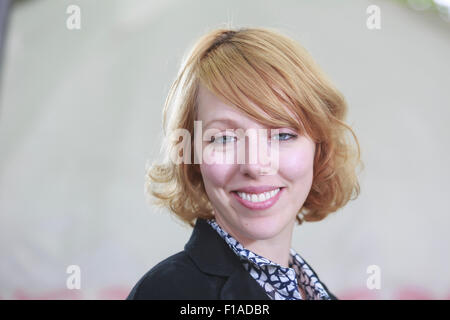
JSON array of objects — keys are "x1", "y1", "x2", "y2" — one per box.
[{"x1": 297, "y1": 212, "x2": 305, "y2": 224}]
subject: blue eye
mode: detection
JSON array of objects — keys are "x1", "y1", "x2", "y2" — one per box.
[
  {"x1": 211, "y1": 135, "x2": 237, "y2": 144},
  {"x1": 273, "y1": 133, "x2": 297, "y2": 141},
  {"x1": 210, "y1": 133, "x2": 296, "y2": 144}
]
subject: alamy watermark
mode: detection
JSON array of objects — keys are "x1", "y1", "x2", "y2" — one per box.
[
  {"x1": 169, "y1": 121, "x2": 284, "y2": 175},
  {"x1": 367, "y1": 5, "x2": 381, "y2": 30},
  {"x1": 66, "y1": 5, "x2": 81, "y2": 30},
  {"x1": 66, "y1": 264, "x2": 81, "y2": 290},
  {"x1": 366, "y1": 264, "x2": 381, "y2": 290}
]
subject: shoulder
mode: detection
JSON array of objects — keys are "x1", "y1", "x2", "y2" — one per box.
[
  {"x1": 126, "y1": 250, "x2": 223, "y2": 300},
  {"x1": 127, "y1": 251, "x2": 194, "y2": 299}
]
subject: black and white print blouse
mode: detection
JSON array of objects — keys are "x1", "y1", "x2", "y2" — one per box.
[{"x1": 206, "y1": 219, "x2": 331, "y2": 300}]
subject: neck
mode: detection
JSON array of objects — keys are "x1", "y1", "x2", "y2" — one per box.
[
  {"x1": 245, "y1": 237, "x2": 292, "y2": 268},
  {"x1": 214, "y1": 215, "x2": 295, "y2": 268}
]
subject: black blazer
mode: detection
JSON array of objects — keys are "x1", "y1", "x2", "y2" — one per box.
[{"x1": 127, "y1": 218, "x2": 338, "y2": 300}]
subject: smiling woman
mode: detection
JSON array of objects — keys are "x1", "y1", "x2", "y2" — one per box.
[{"x1": 127, "y1": 26, "x2": 364, "y2": 300}]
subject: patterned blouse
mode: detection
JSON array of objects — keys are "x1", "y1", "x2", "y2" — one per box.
[{"x1": 206, "y1": 219, "x2": 331, "y2": 300}]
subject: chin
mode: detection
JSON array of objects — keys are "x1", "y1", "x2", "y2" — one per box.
[{"x1": 236, "y1": 215, "x2": 289, "y2": 241}]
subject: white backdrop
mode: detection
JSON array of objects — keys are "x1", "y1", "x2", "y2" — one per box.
[{"x1": 0, "y1": 0, "x2": 449, "y2": 299}]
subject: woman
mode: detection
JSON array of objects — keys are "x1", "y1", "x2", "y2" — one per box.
[{"x1": 127, "y1": 26, "x2": 363, "y2": 300}]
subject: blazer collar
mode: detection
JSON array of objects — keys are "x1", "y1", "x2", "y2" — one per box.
[{"x1": 184, "y1": 218, "x2": 270, "y2": 300}]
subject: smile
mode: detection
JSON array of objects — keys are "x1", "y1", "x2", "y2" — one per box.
[
  {"x1": 237, "y1": 188, "x2": 280, "y2": 202},
  {"x1": 231, "y1": 187, "x2": 284, "y2": 210}
]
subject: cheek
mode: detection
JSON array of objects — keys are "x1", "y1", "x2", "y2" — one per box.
[
  {"x1": 200, "y1": 142, "x2": 237, "y2": 189},
  {"x1": 200, "y1": 163, "x2": 235, "y2": 189},
  {"x1": 279, "y1": 146, "x2": 314, "y2": 180}
]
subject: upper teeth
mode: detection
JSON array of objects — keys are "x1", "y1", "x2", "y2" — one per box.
[{"x1": 236, "y1": 188, "x2": 280, "y2": 202}]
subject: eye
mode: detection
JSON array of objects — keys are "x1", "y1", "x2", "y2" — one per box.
[
  {"x1": 272, "y1": 133, "x2": 297, "y2": 141},
  {"x1": 210, "y1": 135, "x2": 237, "y2": 144}
]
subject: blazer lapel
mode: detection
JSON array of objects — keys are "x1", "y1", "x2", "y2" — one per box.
[
  {"x1": 219, "y1": 264, "x2": 270, "y2": 300},
  {"x1": 185, "y1": 218, "x2": 270, "y2": 300}
]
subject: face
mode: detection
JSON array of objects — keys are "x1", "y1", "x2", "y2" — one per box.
[{"x1": 196, "y1": 83, "x2": 316, "y2": 244}]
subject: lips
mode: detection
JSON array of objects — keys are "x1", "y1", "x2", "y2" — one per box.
[
  {"x1": 232, "y1": 185, "x2": 283, "y2": 194},
  {"x1": 231, "y1": 186, "x2": 285, "y2": 210}
]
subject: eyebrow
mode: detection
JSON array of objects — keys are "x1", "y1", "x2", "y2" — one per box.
[{"x1": 203, "y1": 118, "x2": 243, "y2": 129}]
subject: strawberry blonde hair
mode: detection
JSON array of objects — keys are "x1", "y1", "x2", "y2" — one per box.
[{"x1": 146, "y1": 26, "x2": 364, "y2": 227}]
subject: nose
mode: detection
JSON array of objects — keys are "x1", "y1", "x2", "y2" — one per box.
[
  {"x1": 238, "y1": 131, "x2": 276, "y2": 177},
  {"x1": 239, "y1": 161, "x2": 272, "y2": 177}
]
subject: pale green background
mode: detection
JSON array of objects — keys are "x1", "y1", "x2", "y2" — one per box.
[{"x1": 0, "y1": 0, "x2": 449, "y2": 299}]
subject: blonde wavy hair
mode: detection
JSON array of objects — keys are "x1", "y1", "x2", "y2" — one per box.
[{"x1": 146, "y1": 26, "x2": 364, "y2": 227}]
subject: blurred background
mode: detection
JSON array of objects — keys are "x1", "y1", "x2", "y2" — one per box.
[{"x1": 0, "y1": 0, "x2": 449, "y2": 300}]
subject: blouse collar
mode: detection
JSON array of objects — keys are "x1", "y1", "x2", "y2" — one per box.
[{"x1": 206, "y1": 218, "x2": 331, "y2": 300}]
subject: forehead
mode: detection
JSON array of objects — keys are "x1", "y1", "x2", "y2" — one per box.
[
  {"x1": 197, "y1": 83, "x2": 237, "y2": 116},
  {"x1": 196, "y1": 82, "x2": 271, "y2": 127}
]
